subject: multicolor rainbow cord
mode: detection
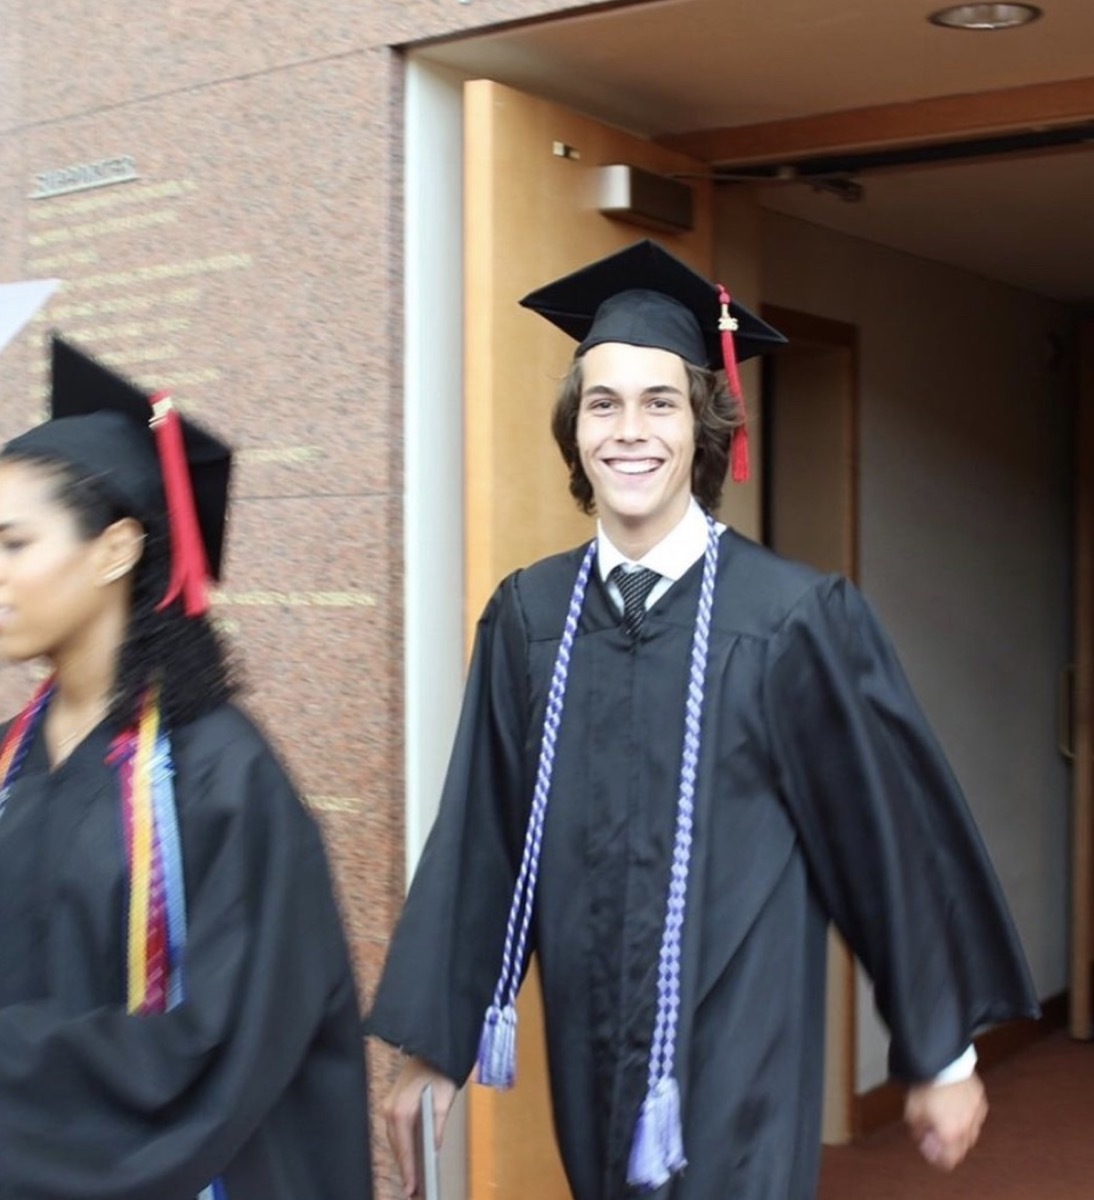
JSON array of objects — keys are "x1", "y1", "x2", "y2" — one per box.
[
  {"x1": 110, "y1": 686, "x2": 188, "y2": 1014},
  {"x1": 0, "y1": 681, "x2": 187, "y2": 1011},
  {"x1": 0, "y1": 678, "x2": 54, "y2": 820}
]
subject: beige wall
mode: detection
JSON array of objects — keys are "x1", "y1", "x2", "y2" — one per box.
[{"x1": 761, "y1": 209, "x2": 1073, "y2": 1089}]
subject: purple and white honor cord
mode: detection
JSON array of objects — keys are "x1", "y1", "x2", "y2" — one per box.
[
  {"x1": 627, "y1": 516, "x2": 719, "y2": 1189},
  {"x1": 477, "y1": 541, "x2": 597, "y2": 1089},
  {"x1": 477, "y1": 519, "x2": 720, "y2": 1195}
]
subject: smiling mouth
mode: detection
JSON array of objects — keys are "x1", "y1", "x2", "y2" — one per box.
[{"x1": 605, "y1": 458, "x2": 662, "y2": 476}]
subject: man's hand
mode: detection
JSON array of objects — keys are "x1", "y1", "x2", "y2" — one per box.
[
  {"x1": 904, "y1": 1073, "x2": 988, "y2": 1171},
  {"x1": 382, "y1": 1056, "x2": 458, "y2": 1198}
]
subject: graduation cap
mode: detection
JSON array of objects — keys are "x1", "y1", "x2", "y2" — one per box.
[
  {"x1": 3, "y1": 335, "x2": 230, "y2": 617},
  {"x1": 520, "y1": 239, "x2": 787, "y2": 482}
]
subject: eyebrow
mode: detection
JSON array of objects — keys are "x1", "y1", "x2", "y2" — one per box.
[{"x1": 581, "y1": 383, "x2": 685, "y2": 398}]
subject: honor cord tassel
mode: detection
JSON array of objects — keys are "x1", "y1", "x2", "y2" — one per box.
[
  {"x1": 628, "y1": 1075, "x2": 686, "y2": 1191},
  {"x1": 477, "y1": 1003, "x2": 518, "y2": 1089}
]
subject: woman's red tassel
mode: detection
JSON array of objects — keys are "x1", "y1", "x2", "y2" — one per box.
[
  {"x1": 717, "y1": 285, "x2": 750, "y2": 484},
  {"x1": 149, "y1": 393, "x2": 210, "y2": 617}
]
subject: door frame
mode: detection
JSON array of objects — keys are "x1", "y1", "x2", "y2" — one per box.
[
  {"x1": 760, "y1": 305, "x2": 860, "y2": 580},
  {"x1": 1070, "y1": 321, "x2": 1094, "y2": 1039},
  {"x1": 760, "y1": 304, "x2": 860, "y2": 1143}
]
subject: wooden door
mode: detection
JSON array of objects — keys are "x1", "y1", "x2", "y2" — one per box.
[{"x1": 463, "y1": 79, "x2": 713, "y2": 1199}]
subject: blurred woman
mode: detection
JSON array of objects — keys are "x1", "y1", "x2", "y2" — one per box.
[{"x1": 0, "y1": 336, "x2": 372, "y2": 1199}]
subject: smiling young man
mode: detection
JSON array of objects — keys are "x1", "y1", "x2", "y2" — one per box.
[
  {"x1": 573, "y1": 341, "x2": 696, "y2": 559},
  {"x1": 368, "y1": 241, "x2": 1038, "y2": 1200}
]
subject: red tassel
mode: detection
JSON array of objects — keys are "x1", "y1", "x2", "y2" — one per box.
[
  {"x1": 717, "y1": 285, "x2": 750, "y2": 484},
  {"x1": 149, "y1": 393, "x2": 210, "y2": 617},
  {"x1": 731, "y1": 423, "x2": 750, "y2": 484}
]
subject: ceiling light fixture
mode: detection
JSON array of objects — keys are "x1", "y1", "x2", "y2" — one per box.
[{"x1": 928, "y1": 3, "x2": 1043, "y2": 30}]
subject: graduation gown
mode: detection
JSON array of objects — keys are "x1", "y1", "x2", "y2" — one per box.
[
  {"x1": 0, "y1": 701, "x2": 372, "y2": 1200},
  {"x1": 368, "y1": 529, "x2": 1039, "y2": 1200}
]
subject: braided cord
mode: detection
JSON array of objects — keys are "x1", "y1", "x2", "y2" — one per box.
[
  {"x1": 0, "y1": 679, "x2": 55, "y2": 819},
  {"x1": 486, "y1": 542, "x2": 597, "y2": 1014},
  {"x1": 149, "y1": 720, "x2": 188, "y2": 1010},
  {"x1": 645, "y1": 515, "x2": 719, "y2": 1089},
  {"x1": 626, "y1": 516, "x2": 720, "y2": 1190}
]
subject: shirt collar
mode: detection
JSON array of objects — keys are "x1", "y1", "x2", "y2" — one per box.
[{"x1": 597, "y1": 497, "x2": 719, "y2": 583}]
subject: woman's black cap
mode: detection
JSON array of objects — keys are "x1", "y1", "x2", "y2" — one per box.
[{"x1": 3, "y1": 335, "x2": 231, "y2": 579}]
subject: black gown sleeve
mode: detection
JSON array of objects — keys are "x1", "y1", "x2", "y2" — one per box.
[
  {"x1": 365, "y1": 575, "x2": 532, "y2": 1084},
  {"x1": 0, "y1": 728, "x2": 364, "y2": 1200},
  {"x1": 765, "y1": 575, "x2": 1040, "y2": 1083}
]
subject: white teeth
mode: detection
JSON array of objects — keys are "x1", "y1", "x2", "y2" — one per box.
[{"x1": 612, "y1": 459, "x2": 658, "y2": 475}]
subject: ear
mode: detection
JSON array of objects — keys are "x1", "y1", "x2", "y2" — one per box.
[{"x1": 95, "y1": 517, "x2": 146, "y2": 586}]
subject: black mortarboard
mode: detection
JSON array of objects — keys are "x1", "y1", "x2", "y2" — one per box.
[
  {"x1": 3, "y1": 335, "x2": 231, "y2": 614},
  {"x1": 520, "y1": 240, "x2": 787, "y2": 482},
  {"x1": 519, "y1": 239, "x2": 786, "y2": 369}
]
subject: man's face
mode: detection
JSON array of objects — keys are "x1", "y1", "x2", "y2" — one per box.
[{"x1": 576, "y1": 341, "x2": 695, "y2": 547}]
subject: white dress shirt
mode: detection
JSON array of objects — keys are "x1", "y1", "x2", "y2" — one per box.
[{"x1": 598, "y1": 497, "x2": 720, "y2": 609}]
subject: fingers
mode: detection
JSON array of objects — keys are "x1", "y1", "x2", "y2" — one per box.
[
  {"x1": 917, "y1": 1130, "x2": 946, "y2": 1168},
  {"x1": 382, "y1": 1059, "x2": 458, "y2": 1198},
  {"x1": 905, "y1": 1074, "x2": 988, "y2": 1172},
  {"x1": 382, "y1": 1067, "x2": 424, "y2": 1197},
  {"x1": 431, "y1": 1076, "x2": 458, "y2": 1150},
  {"x1": 916, "y1": 1120, "x2": 981, "y2": 1170},
  {"x1": 917, "y1": 1126, "x2": 969, "y2": 1171},
  {"x1": 384, "y1": 1100, "x2": 418, "y2": 1197}
]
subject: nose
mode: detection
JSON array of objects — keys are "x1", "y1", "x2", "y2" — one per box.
[{"x1": 617, "y1": 400, "x2": 648, "y2": 442}]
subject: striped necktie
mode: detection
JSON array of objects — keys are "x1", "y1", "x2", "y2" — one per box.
[{"x1": 610, "y1": 565, "x2": 661, "y2": 637}]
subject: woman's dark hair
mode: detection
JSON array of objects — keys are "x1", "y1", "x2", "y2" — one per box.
[
  {"x1": 0, "y1": 449, "x2": 238, "y2": 730},
  {"x1": 550, "y1": 355, "x2": 741, "y2": 515}
]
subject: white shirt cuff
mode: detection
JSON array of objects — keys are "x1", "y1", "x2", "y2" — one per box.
[{"x1": 931, "y1": 1044, "x2": 978, "y2": 1085}]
